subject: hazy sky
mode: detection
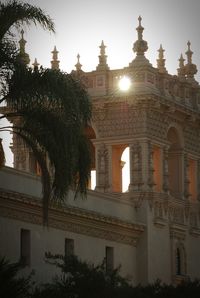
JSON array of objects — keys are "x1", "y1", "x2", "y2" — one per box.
[
  {"x1": 1, "y1": 0, "x2": 200, "y2": 166},
  {"x1": 22, "y1": 0, "x2": 200, "y2": 80}
]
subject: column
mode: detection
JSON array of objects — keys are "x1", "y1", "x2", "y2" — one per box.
[
  {"x1": 129, "y1": 142, "x2": 143, "y2": 191},
  {"x1": 147, "y1": 141, "x2": 155, "y2": 190},
  {"x1": 95, "y1": 143, "x2": 110, "y2": 192},
  {"x1": 184, "y1": 153, "x2": 190, "y2": 200}
]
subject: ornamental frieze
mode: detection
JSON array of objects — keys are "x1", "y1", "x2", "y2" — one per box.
[{"x1": 0, "y1": 189, "x2": 144, "y2": 246}]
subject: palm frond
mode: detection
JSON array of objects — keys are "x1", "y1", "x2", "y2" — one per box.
[{"x1": 0, "y1": 0, "x2": 55, "y2": 40}]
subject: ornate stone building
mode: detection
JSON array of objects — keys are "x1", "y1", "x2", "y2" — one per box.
[{"x1": 1, "y1": 17, "x2": 200, "y2": 285}]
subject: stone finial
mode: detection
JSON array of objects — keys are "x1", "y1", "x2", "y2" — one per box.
[
  {"x1": 186, "y1": 41, "x2": 193, "y2": 64},
  {"x1": 184, "y1": 41, "x2": 197, "y2": 82},
  {"x1": 133, "y1": 16, "x2": 148, "y2": 56},
  {"x1": 75, "y1": 53, "x2": 82, "y2": 71},
  {"x1": 51, "y1": 46, "x2": 60, "y2": 70},
  {"x1": 96, "y1": 40, "x2": 109, "y2": 71},
  {"x1": 177, "y1": 54, "x2": 185, "y2": 79},
  {"x1": 32, "y1": 58, "x2": 39, "y2": 69},
  {"x1": 157, "y1": 44, "x2": 167, "y2": 74},
  {"x1": 130, "y1": 16, "x2": 150, "y2": 66},
  {"x1": 17, "y1": 29, "x2": 30, "y2": 65}
]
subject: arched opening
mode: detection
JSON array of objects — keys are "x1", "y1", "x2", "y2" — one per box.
[
  {"x1": 85, "y1": 125, "x2": 96, "y2": 190},
  {"x1": 122, "y1": 147, "x2": 130, "y2": 192},
  {"x1": 112, "y1": 144, "x2": 129, "y2": 193},
  {"x1": 167, "y1": 127, "x2": 182, "y2": 198}
]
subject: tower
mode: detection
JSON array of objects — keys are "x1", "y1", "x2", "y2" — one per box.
[{"x1": 3, "y1": 17, "x2": 200, "y2": 285}]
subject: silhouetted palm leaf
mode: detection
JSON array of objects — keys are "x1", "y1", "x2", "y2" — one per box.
[{"x1": 0, "y1": 1, "x2": 92, "y2": 224}]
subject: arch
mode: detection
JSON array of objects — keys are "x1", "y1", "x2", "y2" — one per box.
[
  {"x1": 112, "y1": 144, "x2": 129, "y2": 193},
  {"x1": 121, "y1": 147, "x2": 130, "y2": 192},
  {"x1": 167, "y1": 126, "x2": 183, "y2": 198},
  {"x1": 166, "y1": 123, "x2": 184, "y2": 148}
]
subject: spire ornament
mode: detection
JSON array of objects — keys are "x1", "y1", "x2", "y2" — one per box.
[
  {"x1": 51, "y1": 46, "x2": 60, "y2": 70},
  {"x1": 177, "y1": 53, "x2": 185, "y2": 79},
  {"x1": 75, "y1": 53, "x2": 82, "y2": 71},
  {"x1": 130, "y1": 16, "x2": 150, "y2": 66},
  {"x1": 184, "y1": 41, "x2": 197, "y2": 82},
  {"x1": 96, "y1": 40, "x2": 109, "y2": 71},
  {"x1": 157, "y1": 44, "x2": 167, "y2": 74},
  {"x1": 133, "y1": 16, "x2": 148, "y2": 55},
  {"x1": 32, "y1": 58, "x2": 39, "y2": 69},
  {"x1": 17, "y1": 29, "x2": 30, "y2": 65}
]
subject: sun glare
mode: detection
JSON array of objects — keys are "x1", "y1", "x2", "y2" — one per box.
[{"x1": 118, "y1": 76, "x2": 131, "y2": 91}]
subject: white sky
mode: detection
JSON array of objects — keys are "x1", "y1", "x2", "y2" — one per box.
[
  {"x1": 1, "y1": 0, "x2": 200, "y2": 166},
  {"x1": 24, "y1": 0, "x2": 200, "y2": 81}
]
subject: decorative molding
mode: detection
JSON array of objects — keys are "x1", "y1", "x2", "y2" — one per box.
[{"x1": 0, "y1": 189, "x2": 144, "y2": 246}]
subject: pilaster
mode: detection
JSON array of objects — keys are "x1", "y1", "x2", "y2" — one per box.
[
  {"x1": 95, "y1": 143, "x2": 110, "y2": 192},
  {"x1": 129, "y1": 142, "x2": 143, "y2": 191},
  {"x1": 184, "y1": 153, "x2": 190, "y2": 200}
]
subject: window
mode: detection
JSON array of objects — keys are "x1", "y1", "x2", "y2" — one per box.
[
  {"x1": 176, "y1": 248, "x2": 181, "y2": 275},
  {"x1": 175, "y1": 245, "x2": 186, "y2": 276},
  {"x1": 20, "y1": 229, "x2": 31, "y2": 266},
  {"x1": 65, "y1": 238, "x2": 74, "y2": 258},
  {"x1": 105, "y1": 246, "x2": 114, "y2": 272}
]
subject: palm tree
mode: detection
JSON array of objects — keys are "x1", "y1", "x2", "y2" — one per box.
[
  {"x1": 0, "y1": 256, "x2": 33, "y2": 298},
  {"x1": 0, "y1": 0, "x2": 92, "y2": 223}
]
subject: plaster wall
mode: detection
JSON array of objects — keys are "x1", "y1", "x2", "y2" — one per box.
[{"x1": 0, "y1": 216, "x2": 137, "y2": 284}]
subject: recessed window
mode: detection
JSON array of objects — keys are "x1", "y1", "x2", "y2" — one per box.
[
  {"x1": 65, "y1": 238, "x2": 74, "y2": 258},
  {"x1": 20, "y1": 229, "x2": 31, "y2": 266},
  {"x1": 105, "y1": 246, "x2": 114, "y2": 272},
  {"x1": 175, "y1": 245, "x2": 186, "y2": 276},
  {"x1": 176, "y1": 247, "x2": 181, "y2": 275}
]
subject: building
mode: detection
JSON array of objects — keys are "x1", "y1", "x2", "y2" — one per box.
[{"x1": 1, "y1": 16, "x2": 200, "y2": 285}]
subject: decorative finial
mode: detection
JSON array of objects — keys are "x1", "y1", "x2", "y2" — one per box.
[
  {"x1": 51, "y1": 46, "x2": 60, "y2": 70},
  {"x1": 137, "y1": 16, "x2": 144, "y2": 41},
  {"x1": 130, "y1": 16, "x2": 150, "y2": 66},
  {"x1": 75, "y1": 53, "x2": 82, "y2": 71},
  {"x1": 96, "y1": 40, "x2": 109, "y2": 71},
  {"x1": 17, "y1": 29, "x2": 30, "y2": 65},
  {"x1": 138, "y1": 15, "x2": 142, "y2": 26},
  {"x1": 185, "y1": 41, "x2": 193, "y2": 65},
  {"x1": 179, "y1": 54, "x2": 185, "y2": 68},
  {"x1": 177, "y1": 54, "x2": 185, "y2": 79},
  {"x1": 184, "y1": 41, "x2": 197, "y2": 82},
  {"x1": 32, "y1": 58, "x2": 39, "y2": 69},
  {"x1": 157, "y1": 44, "x2": 167, "y2": 74}
]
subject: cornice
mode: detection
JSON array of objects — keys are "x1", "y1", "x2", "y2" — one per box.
[{"x1": 0, "y1": 189, "x2": 144, "y2": 246}]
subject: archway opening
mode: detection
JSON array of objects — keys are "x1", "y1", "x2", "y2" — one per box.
[
  {"x1": 112, "y1": 144, "x2": 129, "y2": 193},
  {"x1": 122, "y1": 147, "x2": 130, "y2": 192}
]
